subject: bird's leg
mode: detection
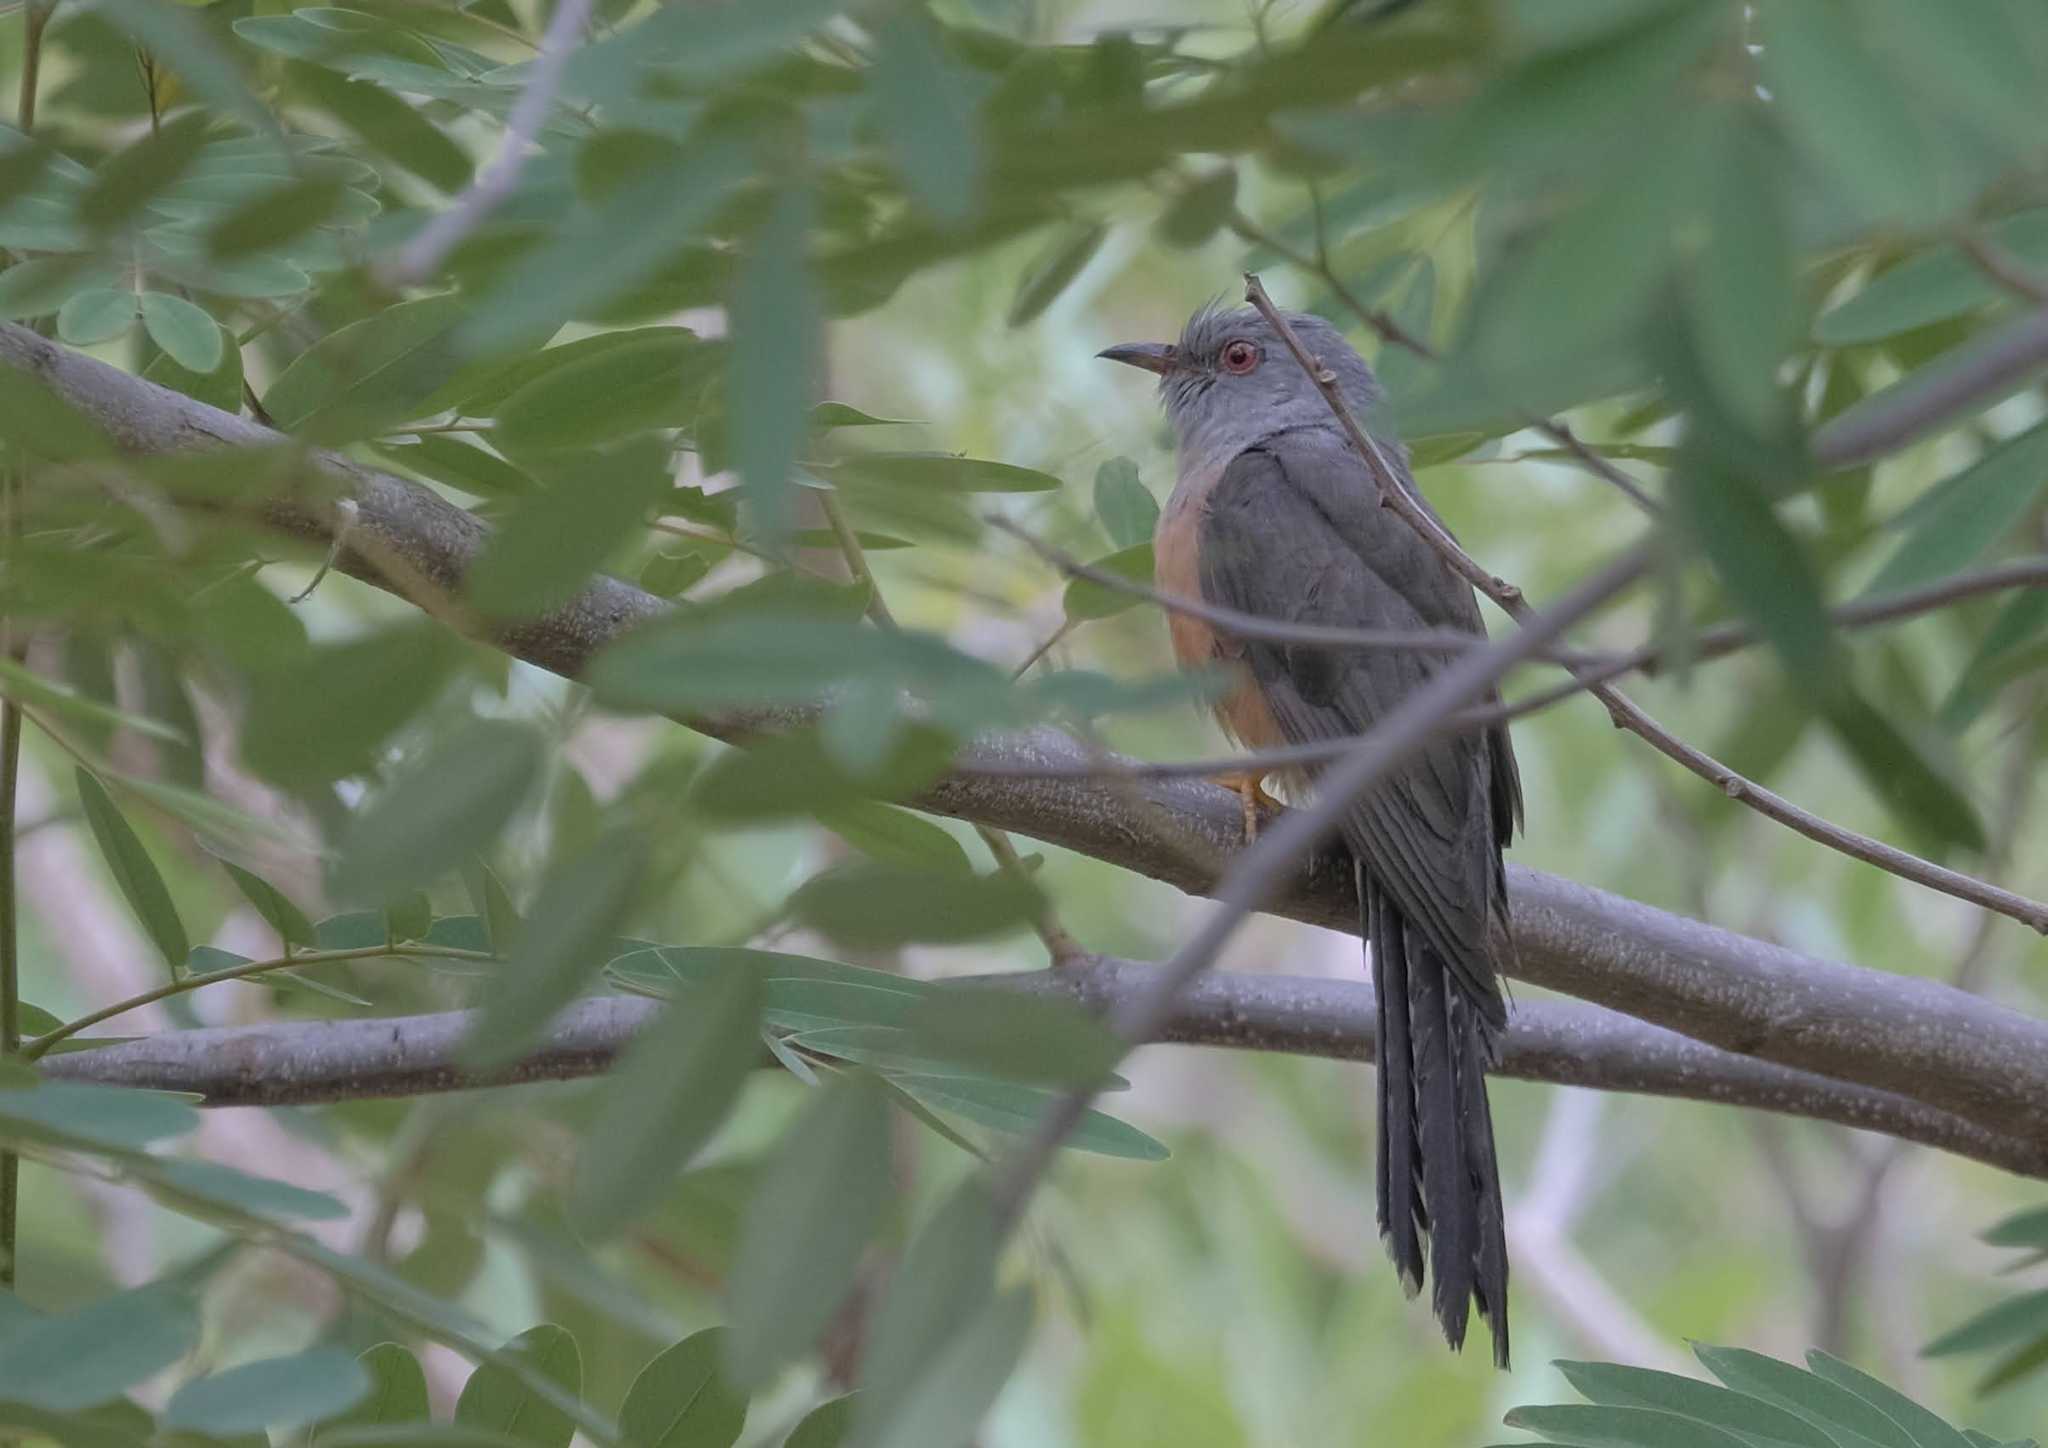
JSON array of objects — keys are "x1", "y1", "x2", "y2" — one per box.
[{"x1": 1210, "y1": 770, "x2": 1280, "y2": 845}]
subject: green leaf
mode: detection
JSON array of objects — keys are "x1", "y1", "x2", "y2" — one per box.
[
  {"x1": 1820, "y1": 690, "x2": 1985, "y2": 853},
  {"x1": 905, "y1": 988, "x2": 1124, "y2": 1088},
  {"x1": 571, "y1": 969, "x2": 764, "y2": 1238},
  {"x1": 811, "y1": 403, "x2": 914, "y2": 429},
  {"x1": 1694, "y1": 1345, "x2": 1917, "y2": 1448},
  {"x1": 812, "y1": 801, "x2": 973, "y2": 873},
  {"x1": 331, "y1": 719, "x2": 546, "y2": 906},
  {"x1": 1943, "y1": 584, "x2": 2048, "y2": 730},
  {"x1": 454, "y1": 1326, "x2": 581, "y2": 1448},
  {"x1": 467, "y1": 436, "x2": 674, "y2": 618},
  {"x1": 729, "y1": 185, "x2": 820, "y2": 549},
  {"x1": 1155, "y1": 168, "x2": 1238, "y2": 248},
  {"x1": 724, "y1": 1073, "x2": 895, "y2": 1388},
  {"x1": 1062, "y1": 542, "x2": 1153, "y2": 622},
  {"x1": 855, "y1": 1181, "x2": 997, "y2": 1445},
  {"x1": 495, "y1": 332, "x2": 717, "y2": 450},
  {"x1": 96, "y1": 0, "x2": 277, "y2": 138},
  {"x1": 240, "y1": 620, "x2": 464, "y2": 787},
  {"x1": 690, "y1": 728, "x2": 953, "y2": 823},
  {"x1": 0, "y1": 1284, "x2": 198, "y2": 1411},
  {"x1": 56, "y1": 287, "x2": 138, "y2": 346},
  {"x1": 463, "y1": 834, "x2": 646, "y2": 1069},
  {"x1": 1805, "y1": 1351, "x2": 1971, "y2": 1448},
  {"x1": 0, "y1": 1081, "x2": 198, "y2": 1151},
  {"x1": 165, "y1": 1350, "x2": 373, "y2": 1434},
  {"x1": 147, "y1": 1159, "x2": 350, "y2": 1222},
  {"x1": 0, "y1": 655, "x2": 184, "y2": 746},
  {"x1": 845, "y1": 1287, "x2": 1030, "y2": 1448},
  {"x1": 1816, "y1": 210, "x2": 2048, "y2": 345},
  {"x1": 142, "y1": 319, "x2": 244, "y2": 411},
  {"x1": 1007, "y1": 220, "x2": 1106, "y2": 326},
  {"x1": 1818, "y1": 307, "x2": 2048, "y2": 466},
  {"x1": 1682, "y1": 117, "x2": 1795, "y2": 436},
  {"x1": 618, "y1": 1328, "x2": 748, "y2": 1448},
  {"x1": 79, "y1": 113, "x2": 212, "y2": 235},
  {"x1": 139, "y1": 292, "x2": 225, "y2": 373},
  {"x1": 1501, "y1": 1404, "x2": 1753, "y2": 1448},
  {"x1": 1554, "y1": 1360, "x2": 1839, "y2": 1448},
  {"x1": 289, "y1": 65, "x2": 471, "y2": 193},
  {"x1": 789, "y1": 862, "x2": 1043, "y2": 949},
  {"x1": 1985, "y1": 1205, "x2": 2048, "y2": 1249},
  {"x1": 218, "y1": 859, "x2": 316, "y2": 948},
  {"x1": 1092, "y1": 458, "x2": 1158, "y2": 550},
  {"x1": 206, "y1": 176, "x2": 346, "y2": 258},
  {"x1": 893, "y1": 1075, "x2": 1168, "y2": 1160},
  {"x1": 263, "y1": 294, "x2": 470, "y2": 437},
  {"x1": 1925, "y1": 1287, "x2": 2048, "y2": 1358},
  {"x1": 1867, "y1": 419, "x2": 2048, "y2": 598},
  {"x1": 0, "y1": 256, "x2": 119, "y2": 319},
  {"x1": 784, "y1": 1396, "x2": 856, "y2": 1448},
  {"x1": 871, "y1": 11, "x2": 981, "y2": 226},
  {"x1": 313, "y1": 1344, "x2": 431, "y2": 1442},
  {"x1": 74, "y1": 766, "x2": 189, "y2": 973},
  {"x1": 378, "y1": 435, "x2": 537, "y2": 500}
]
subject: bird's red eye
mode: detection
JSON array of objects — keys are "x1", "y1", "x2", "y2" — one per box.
[{"x1": 1220, "y1": 339, "x2": 1259, "y2": 374}]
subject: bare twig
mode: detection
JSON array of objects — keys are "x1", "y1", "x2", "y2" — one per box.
[
  {"x1": 35, "y1": 968, "x2": 2048, "y2": 1181},
  {"x1": 378, "y1": 0, "x2": 595, "y2": 289},
  {"x1": 1243, "y1": 273, "x2": 2048, "y2": 937},
  {"x1": 987, "y1": 541, "x2": 1654, "y2": 1228}
]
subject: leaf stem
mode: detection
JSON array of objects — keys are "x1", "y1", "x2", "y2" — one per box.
[
  {"x1": 21, "y1": 942, "x2": 494, "y2": 1061},
  {"x1": 17, "y1": 0, "x2": 51, "y2": 132}
]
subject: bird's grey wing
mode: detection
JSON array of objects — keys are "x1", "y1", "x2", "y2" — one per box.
[{"x1": 1196, "y1": 436, "x2": 1509, "y2": 1016}]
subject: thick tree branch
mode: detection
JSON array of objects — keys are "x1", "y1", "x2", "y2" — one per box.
[
  {"x1": 4, "y1": 322, "x2": 2048, "y2": 1157},
  {"x1": 34, "y1": 967, "x2": 2048, "y2": 1180}
]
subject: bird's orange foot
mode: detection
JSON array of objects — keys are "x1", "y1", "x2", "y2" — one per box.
[{"x1": 1211, "y1": 770, "x2": 1281, "y2": 845}]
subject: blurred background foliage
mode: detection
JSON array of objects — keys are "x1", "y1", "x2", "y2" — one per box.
[{"x1": 0, "y1": 0, "x2": 2046, "y2": 1444}]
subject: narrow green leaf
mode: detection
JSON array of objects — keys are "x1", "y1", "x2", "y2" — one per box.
[
  {"x1": 811, "y1": 403, "x2": 913, "y2": 429},
  {"x1": 1555, "y1": 1360, "x2": 1838, "y2": 1448},
  {"x1": 893, "y1": 1075, "x2": 1168, "y2": 1160},
  {"x1": 1816, "y1": 210, "x2": 2048, "y2": 345},
  {"x1": 378, "y1": 435, "x2": 537, "y2": 500},
  {"x1": 57, "y1": 287, "x2": 137, "y2": 347},
  {"x1": 1925, "y1": 1287, "x2": 2048, "y2": 1358},
  {"x1": 724, "y1": 1074, "x2": 894, "y2": 1387},
  {"x1": 0, "y1": 655, "x2": 184, "y2": 745},
  {"x1": 1694, "y1": 1345, "x2": 1917, "y2": 1448},
  {"x1": 1093, "y1": 457, "x2": 1158, "y2": 550},
  {"x1": 1502, "y1": 1403, "x2": 1752, "y2": 1448},
  {"x1": 871, "y1": 12, "x2": 981, "y2": 226},
  {"x1": 467, "y1": 436, "x2": 673, "y2": 618},
  {"x1": 495, "y1": 332, "x2": 715, "y2": 450},
  {"x1": 846, "y1": 1287, "x2": 1031, "y2": 1448},
  {"x1": 1007, "y1": 221, "x2": 1106, "y2": 326},
  {"x1": 263, "y1": 294, "x2": 469, "y2": 436},
  {"x1": 1868, "y1": 419, "x2": 2048, "y2": 598},
  {"x1": 142, "y1": 323, "x2": 244, "y2": 412},
  {"x1": 331, "y1": 719, "x2": 546, "y2": 906},
  {"x1": 139, "y1": 292, "x2": 224, "y2": 374},
  {"x1": 812, "y1": 801, "x2": 972, "y2": 873},
  {"x1": 784, "y1": 1396, "x2": 856, "y2": 1448},
  {"x1": 1062, "y1": 542, "x2": 1153, "y2": 622},
  {"x1": 1805, "y1": 1351, "x2": 1971, "y2": 1448},
  {"x1": 74, "y1": 766, "x2": 188, "y2": 972},
  {"x1": 1985, "y1": 1204, "x2": 2048, "y2": 1250},
  {"x1": 617, "y1": 1328, "x2": 747, "y2": 1448},
  {"x1": 0, "y1": 257, "x2": 119, "y2": 319},
  {"x1": 147, "y1": 1159, "x2": 350, "y2": 1222},
  {"x1": 1670, "y1": 441, "x2": 1831, "y2": 681},
  {"x1": 1155, "y1": 168, "x2": 1237, "y2": 248},
  {"x1": 729, "y1": 185, "x2": 819, "y2": 548},
  {"x1": 79, "y1": 113, "x2": 212, "y2": 235},
  {"x1": 165, "y1": 1350, "x2": 372, "y2": 1434},
  {"x1": 313, "y1": 1344, "x2": 432, "y2": 1442},
  {"x1": 206, "y1": 176, "x2": 346, "y2": 259},
  {"x1": 790, "y1": 862, "x2": 1042, "y2": 949},
  {"x1": 96, "y1": 0, "x2": 277, "y2": 138},
  {"x1": 1821, "y1": 690, "x2": 1985, "y2": 852},
  {"x1": 1683, "y1": 117, "x2": 1795, "y2": 436},
  {"x1": 454, "y1": 1326, "x2": 581, "y2": 1448},
  {"x1": 855, "y1": 1181, "x2": 997, "y2": 1443},
  {"x1": 239, "y1": 620, "x2": 464, "y2": 787},
  {"x1": 906, "y1": 989, "x2": 1123, "y2": 1089},
  {"x1": 0, "y1": 1284, "x2": 198, "y2": 1412},
  {"x1": 218, "y1": 859, "x2": 316, "y2": 948},
  {"x1": 571, "y1": 969, "x2": 764, "y2": 1238},
  {"x1": 1943, "y1": 584, "x2": 2048, "y2": 728},
  {"x1": 0, "y1": 1081, "x2": 198, "y2": 1151},
  {"x1": 463, "y1": 834, "x2": 646, "y2": 1069}
]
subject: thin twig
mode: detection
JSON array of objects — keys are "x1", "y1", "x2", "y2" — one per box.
[
  {"x1": 988, "y1": 540, "x2": 1654, "y2": 1229},
  {"x1": 21, "y1": 942, "x2": 494, "y2": 1060},
  {"x1": 1229, "y1": 212, "x2": 1662, "y2": 513},
  {"x1": 1244, "y1": 273, "x2": 2048, "y2": 937},
  {"x1": 378, "y1": 0, "x2": 595, "y2": 289},
  {"x1": 1010, "y1": 618, "x2": 1075, "y2": 679},
  {"x1": 17, "y1": 0, "x2": 51, "y2": 133},
  {"x1": 1958, "y1": 231, "x2": 2048, "y2": 307}
]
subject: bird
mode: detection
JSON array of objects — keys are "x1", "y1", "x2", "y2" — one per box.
[{"x1": 1099, "y1": 302, "x2": 1519, "y2": 1367}]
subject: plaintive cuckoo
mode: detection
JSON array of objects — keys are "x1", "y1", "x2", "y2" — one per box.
[{"x1": 1101, "y1": 304, "x2": 1519, "y2": 1367}]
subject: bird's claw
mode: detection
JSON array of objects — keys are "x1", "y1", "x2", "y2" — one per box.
[{"x1": 1210, "y1": 770, "x2": 1280, "y2": 845}]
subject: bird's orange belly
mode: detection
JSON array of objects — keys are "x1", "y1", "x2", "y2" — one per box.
[{"x1": 1155, "y1": 486, "x2": 1287, "y2": 751}]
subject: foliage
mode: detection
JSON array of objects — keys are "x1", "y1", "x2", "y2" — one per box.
[{"x1": 0, "y1": 0, "x2": 2045, "y2": 1444}]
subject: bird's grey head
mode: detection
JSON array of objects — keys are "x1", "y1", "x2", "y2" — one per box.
[{"x1": 1098, "y1": 303, "x2": 1384, "y2": 472}]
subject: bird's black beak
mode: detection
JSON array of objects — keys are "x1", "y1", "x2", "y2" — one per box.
[{"x1": 1097, "y1": 341, "x2": 1175, "y2": 375}]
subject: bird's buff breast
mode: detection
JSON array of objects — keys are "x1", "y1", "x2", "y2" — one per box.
[{"x1": 1155, "y1": 465, "x2": 1288, "y2": 751}]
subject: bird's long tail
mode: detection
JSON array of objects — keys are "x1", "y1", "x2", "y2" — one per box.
[{"x1": 1365, "y1": 868, "x2": 1510, "y2": 1368}]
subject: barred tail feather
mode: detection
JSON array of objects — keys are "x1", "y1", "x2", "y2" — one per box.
[{"x1": 1367, "y1": 872, "x2": 1511, "y2": 1367}]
